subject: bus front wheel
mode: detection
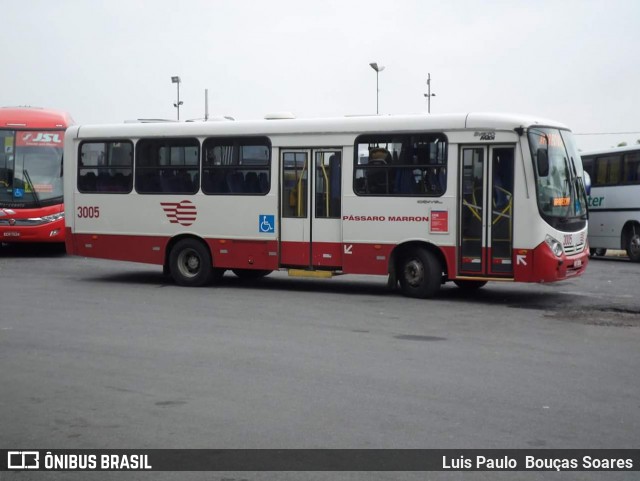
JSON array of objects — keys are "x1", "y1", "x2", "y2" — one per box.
[
  {"x1": 398, "y1": 248, "x2": 441, "y2": 299},
  {"x1": 169, "y1": 239, "x2": 214, "y2": 287}
]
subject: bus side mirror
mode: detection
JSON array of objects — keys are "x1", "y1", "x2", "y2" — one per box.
[
  {"x1": 584, "y1": 171, "x2": 591, "y2": 196},
  {"x1": 536, "y1": 148, "x2": 549, "y2": 177}
]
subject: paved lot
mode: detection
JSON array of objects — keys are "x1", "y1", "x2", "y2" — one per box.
[{"x1": 0, "y1": 245, "x2": 639, "y2": 481}]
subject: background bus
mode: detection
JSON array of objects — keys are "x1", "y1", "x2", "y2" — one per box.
[
  {"x1": 63, "y1": 113, "x2": 589, "y2": 298},
  {"x1": 581, "y1": 145, "x2": 640, "y2": 262},
  {"x1": 0, "y1": 107, "x2": 74, "y2": 244}
]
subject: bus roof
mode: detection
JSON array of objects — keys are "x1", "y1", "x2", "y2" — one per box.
[
  {"x1": 0, "y1": 106, "x2": 74, "y2": 129},
  {"x1": 70, "y1": 112, "x2": 568, "y2": 140},
  {"x1": 580, "y1": 144, "x2": 640, "y2": 157}
]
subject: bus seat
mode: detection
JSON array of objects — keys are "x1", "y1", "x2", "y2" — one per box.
[
  {"x1": 227, "y1": 172, "x2": 244, "y2": 193},
  {"x1": 96, "y1": 172, "x2": 111, "y2": 191},
  {"x1": 80, "y1": 172, "x2": 97, "y2": 191},
  {"x1": 245, "y1": 172, "x2": 260, "y2": 193},
  {"x1": 258, "y1": 172, "x2": 269, "y2": 192},
  {"x1": 160, "y1": 171, "x2": 176, "y2": 192},
  {"x1": 395, "y1": 168, "x2": 416, "y2": 194},
  {"x1": 112, "y1": 172, "x2": 125, "y2": 192},
  {"x1": 201, "y1": 172, "x2": 215, "y2": 193},
  {"x1": 177, "y1": 171, "x2": 194, "y2": 192}
]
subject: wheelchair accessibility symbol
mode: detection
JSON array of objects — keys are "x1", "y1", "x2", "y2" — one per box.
[{"x1": 259, "y1": 214, "x2": 275, "y2": 233}]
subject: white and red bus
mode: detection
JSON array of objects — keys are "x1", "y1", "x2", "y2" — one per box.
[
  {"x1": 0, "y1": 107, "x2": 74, "y2": 243},
  {"x1": 581, "y1": 145, "x2": 640, "y2": 261},
  {"x1": 63, "y1": 113, "x2": 589, "y2": 298}
]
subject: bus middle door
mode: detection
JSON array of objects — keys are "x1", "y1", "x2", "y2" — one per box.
[
  {"x1": 280, "y1": 149, "x2": 343, "y2": 269},
  {"x1": 458, "y1": 145, "x2": 515, "y2": 278}
]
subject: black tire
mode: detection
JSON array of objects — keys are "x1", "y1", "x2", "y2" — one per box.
[
  {"x1": 626, "y1": 228, "x2": 640, "y2": 262},
  {"x1": 232, "y1": 269, "x2": 272, "y2": 280},
  {"x1": 595, "y1": 248, "x2": 607, "y2": 257},
  {"x1": 453, "y1": 280, "x2": 487, "y2": 290},
  {"x1": 398, "y1": 248, "x2": 441, "y2": 299},
  {"x1": 169, "y1": 239, "x2": 214, "y2": 287}
]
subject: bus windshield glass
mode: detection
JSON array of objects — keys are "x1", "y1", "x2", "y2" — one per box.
[
  {"x1": 528, "y1": 127, "x2": 587, "y2": 230},
  {"x1": 0, "y1": 130, "x2": 64, "y2": 207}
]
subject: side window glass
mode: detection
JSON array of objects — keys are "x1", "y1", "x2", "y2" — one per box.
[
  {"x1": 353, "y1": 134, "x2": 447, "y2": 196},
  {"x1": 202, "y1": 137, "x2": 271, "y2": 195},
  {"x1": 135, "y1": 138, "x2": 199, "y2": 194},
  {"x1": 78, "y1": 141, "x2": 133, "y2": 193},
  {"x1": 282, "y1": 152, "x2": 308, "y2": 217},
  {"x1": 623, "y1": 152, "x2": 640, "y2": 184}
]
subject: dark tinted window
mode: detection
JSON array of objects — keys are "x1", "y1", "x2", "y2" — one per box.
[
  {"x1": 202, "y1": 137, "x2": 271, "y2": 195},
  {"x1": 78, "y1": 141, "x2": 133, "y2": 193},
  {"x1": 135, "y1": 138, "x2": 199, "y2": 194},
  {"x1": 354, "y1": 133, "x2": 447, "y2": 196}
]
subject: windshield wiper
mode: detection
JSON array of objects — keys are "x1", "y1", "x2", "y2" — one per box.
[{"x1": 23, "y1": 169, "x2": 41, "y2": 208}]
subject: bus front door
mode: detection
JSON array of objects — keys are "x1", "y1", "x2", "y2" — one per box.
[
  {"x1": 458, "y1": 146, "x2": 515, "y2": 278},
  {"x1": 280, "y1": 149, "x2": 343, "y2": 269}
]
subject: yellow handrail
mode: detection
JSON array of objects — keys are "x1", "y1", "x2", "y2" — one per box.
[{"x1": 320, "y1": 161, "x2": 329, "y2": 217}]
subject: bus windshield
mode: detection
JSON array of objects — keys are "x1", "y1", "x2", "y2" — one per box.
[
  {"x1": 528, "y1": 127, "x2": 588, "y2": 230},
  {"x1": 0, "y1": 130, "x2": 64, "y2": 207}
]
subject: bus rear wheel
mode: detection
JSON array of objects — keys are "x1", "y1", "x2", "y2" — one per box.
[
  {"x1": 232, "y1": 269, "x2": 272, "y2": 280},
  {"x1": 625, "y1": 227, "x2": 640, "y2": 262},
  {"x1": 398, "y1": 248, "x2": 441, "y2": 299},
  {"x1": 169, "y1": 239, "x2": 214, "y2": 287}
]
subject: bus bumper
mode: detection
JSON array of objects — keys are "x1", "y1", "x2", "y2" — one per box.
[
  {"x1": 0, "y1": 217, "x2": 66, "y2": 243},
  {"x1": 516, "y1": 240, "x2": 589, "y2": 283}
]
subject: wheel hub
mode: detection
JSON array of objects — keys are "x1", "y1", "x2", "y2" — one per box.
[
  {"x1": 404, "y1": 259, "x2": 424, "y2": 287},
  {"x1": 178, "y1": 249, "x2": 200, "y2": 277},
  {"x1": 630, "y1": 235, "x2": 640, "y2": 256}
]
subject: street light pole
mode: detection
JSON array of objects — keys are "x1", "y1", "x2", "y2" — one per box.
[
  {"x1": 369, "y1": 62, "x2": 385, "y2": 114},
  {"x1": 424, "y1": 73, "x2": 436, "y2": 113},
  {"x1": 171, "y1": 76, "x2": 183, "y2": 121}
]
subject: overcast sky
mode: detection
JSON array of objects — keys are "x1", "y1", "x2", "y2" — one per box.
[{"x1": 2, "y1": 0, "x2": 638, "y2": 151}]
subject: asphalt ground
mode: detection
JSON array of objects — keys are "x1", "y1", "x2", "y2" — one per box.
[{"x1": 0, "y1": 244, "x2": 638, "y2": 481}]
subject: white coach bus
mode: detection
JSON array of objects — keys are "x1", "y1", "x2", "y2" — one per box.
[
  {"x1": 63, "y1": 113, "x2": 589, "y2": 298},
  {"x1": 581, "y1": 145, "x2": 640, "y2": 262}
]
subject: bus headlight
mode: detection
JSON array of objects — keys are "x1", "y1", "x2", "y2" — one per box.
[
  {"x1": 42, "y1": 212, "x2": 65, "y2": 223},
  {"x1": 545, "y1": 235, "x2": 564, "y2": 257}
]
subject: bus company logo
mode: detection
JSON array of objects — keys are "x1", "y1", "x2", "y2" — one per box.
[
  {"x1": 474, "y1": 131, "x2": 496, "y2": 141},
  {"x1": 161, "y1": 200, "x2": 197, "y2": 226},
  {"x1": 18, "y1": 132, "x2": 62, "y2": 146},
  {"x1": 8, "y1": 451, "x2": 40, "y2": 469}
]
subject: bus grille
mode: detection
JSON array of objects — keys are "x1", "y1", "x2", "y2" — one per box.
[
  {"x1": 0, "y1": 218, "x2": 48, "y2": 226},
  {"x1": 563, "y1": 233, "x2": 586, "y2": 256}
]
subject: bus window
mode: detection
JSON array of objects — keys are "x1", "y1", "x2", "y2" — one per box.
[
  {"x1": 353, "y1": 133, "x2": 447, "y2": 196},
  {"x1": 202, "y1": 137, "x2": 270, "y2": 195},
  {"x1": 623, "y1": 152, "x2": 640, "y2": 184},
  {"x1": 79, "y1": 141, "x2": 133, "y2": 193},
  {"x1": 315, "y1": 151, "x2": 341, "y2": 218},
  {"x1": 282, "y1": 152, "x2": 308, "y2": 218},
  {"x1": 135, "y1": 138, "x2": 199, "y2": 194}
]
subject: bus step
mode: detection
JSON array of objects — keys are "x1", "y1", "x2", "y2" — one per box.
[{"x1": 288, "y1": 269, "x2": 334, "y2": 279}]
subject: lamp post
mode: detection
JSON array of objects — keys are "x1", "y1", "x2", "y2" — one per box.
[
  {"x1": 369, "y1": 62, "x2": 385, "y2": 114},
  {"x1": 171, "y1": 76, "x2": 183, "y2": 121},
  {"x1": 424, "y1": 73, "x2": 436, "y2": 113}
]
